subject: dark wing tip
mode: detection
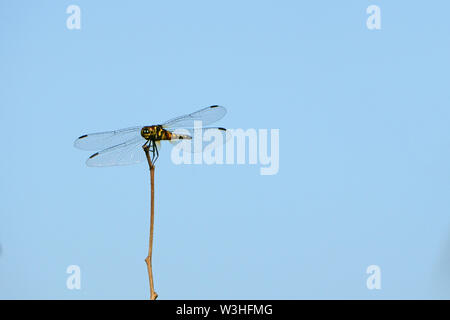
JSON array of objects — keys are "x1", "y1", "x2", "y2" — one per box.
[
  {"x1": 89, "y1": 152, "x2": 99, "y2": 159},
  {"x1": 218, "y1": 127, "x2": 226, "y2": 131},
  {"x1": 78, "y1": 134, "x2": 88, "y2": 139}
]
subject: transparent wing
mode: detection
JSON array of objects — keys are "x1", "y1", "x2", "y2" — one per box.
[
  {"x1": 74, "y1": 126, "x2": 142, "y2": 151},
  {"x1": 169, "y1": 127, "x2": 228, "y2": 153},
  {"x1": 162, "y1": 105, "x2": 226, "y2": 129},
  {"x1": 86, "y1": 136, "x2": 148, "y2": 167}
]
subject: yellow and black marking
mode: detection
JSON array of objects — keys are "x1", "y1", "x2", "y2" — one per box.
[
  {"x1": 141, "y1": 125, "x2": 193, "y2": 141},
  {"x1": 141, "y1": 125, "x2": 172, "y2": 141}
]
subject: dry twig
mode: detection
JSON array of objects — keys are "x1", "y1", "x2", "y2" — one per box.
[{"x1": 143, "y1": 144, "x2": 158, "y2": 300}]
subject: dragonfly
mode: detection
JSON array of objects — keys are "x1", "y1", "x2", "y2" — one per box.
[{"x1": 74, "y1": 105, "x2": 227, "y2": 166}]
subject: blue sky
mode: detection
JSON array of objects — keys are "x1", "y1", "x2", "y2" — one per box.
[{"x1": 1, "y1": 0, "x2": 450, "y2": 299}]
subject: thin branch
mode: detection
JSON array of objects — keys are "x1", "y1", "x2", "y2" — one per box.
[{"x1": 143, "y1": 144, "x2": 158, "y2": 300}]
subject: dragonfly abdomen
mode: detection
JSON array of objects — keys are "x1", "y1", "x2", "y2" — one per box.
[{"x1": 168, "y1": 133, "x2": 192, "y2": 141}]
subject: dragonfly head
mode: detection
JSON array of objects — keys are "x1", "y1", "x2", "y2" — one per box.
[{"x1": 141, "y1": 126, "x2": 159, "y2": 140}]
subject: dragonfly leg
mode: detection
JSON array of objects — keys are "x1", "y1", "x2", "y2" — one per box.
[
  {"x1": 142, "y1": 140, "x2": 150, "y2": 150},
  {"x1": 142, "y1": 140, "x2": 158, "y2": 164},
  {"x1": 154, "y1": 140, "x2": 159, "y2": 163},
  {"x1": 150, "y1": 140, "x2": 159, "y2": 164}
]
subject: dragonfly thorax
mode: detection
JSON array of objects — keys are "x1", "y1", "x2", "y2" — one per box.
[{"x1": 141, "y1": 125, "x2": 169, "y2": 141}]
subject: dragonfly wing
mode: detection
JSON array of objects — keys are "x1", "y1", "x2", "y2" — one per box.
[
  {"x1": 162, "y1": 105, "x2": 226, "y2": 129},
  {"x1": 169, "y1": 127, "x2": 228, "y2": 153},
  {"x1": 86, "y1": 136, "x2": 147, "y2": 167},
  {"x1": 74, "y1": 126, "x2": 142, "y2": 151}
]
